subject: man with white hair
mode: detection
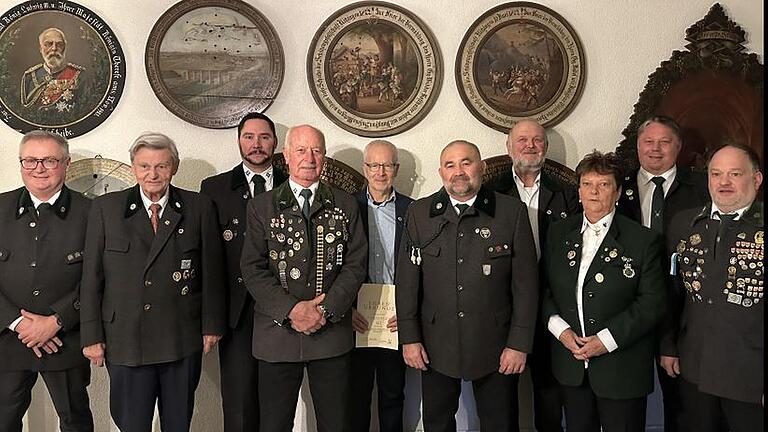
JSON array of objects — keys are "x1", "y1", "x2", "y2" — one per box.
[
  {"x1": 80, "y1": 132, "x2": 226, "y2": 432},
  {"x1": 21, "y1": 27, "x2": 85, "y2": 109}
]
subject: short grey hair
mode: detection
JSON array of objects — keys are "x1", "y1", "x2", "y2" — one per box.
[
  {"x1": 284, "y1": 124, "x2": 326, "y2": 153},
  {"x1": 363, "y1": 140, "x2": 398, "y2": 164},
  {"x1": 129, "y1": 132, "x2": 180, "y2": 165},
  {"x1": 19, "y1": 130, "x2": 69, "y2": 159}
]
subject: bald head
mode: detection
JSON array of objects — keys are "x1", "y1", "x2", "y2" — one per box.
[
  {"x1": 507, "y1": 119, "x2": 547, "y2": 174},
  {"x1": 284, "y1": 124, "x2": 326, "y2": 186}
]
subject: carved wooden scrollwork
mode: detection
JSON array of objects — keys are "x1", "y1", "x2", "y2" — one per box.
[{"x1": 616, "y1": 3, "x2": 763, "y2": 172}]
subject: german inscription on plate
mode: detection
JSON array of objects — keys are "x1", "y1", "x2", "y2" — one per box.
[{"x1": 0, "y1": 1, "x2": 126, "y2": 137}]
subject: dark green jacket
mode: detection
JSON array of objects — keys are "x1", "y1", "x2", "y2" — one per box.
[{"x1": 542, "y1": 213, "x2": 667, "y2": 399}]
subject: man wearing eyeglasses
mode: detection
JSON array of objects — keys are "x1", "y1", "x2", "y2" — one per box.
[
  {"x1": 349, "y1": 140, "x2": 413, "y2": 432},
  {"x1": 0, "y1": 130, "x2": 93, "y2": 432},
  {"x1": 80, "y1": 132, "x2": 226, "y2": 432}
]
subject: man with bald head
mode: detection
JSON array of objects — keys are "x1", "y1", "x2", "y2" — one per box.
[
  {"x1": 241, "y1": 125, "x2": 367, "y2": 431},
  {"x1": 396, "y1": 140, "x2": 538, "y2": 431},
  {"x1": 487, "y1": 119, "x2": 579, "y2": 431},
  {"x1": 350, "y1": 140, "x2": 413, "y2": 432},
  {"x1": 22, "y1": 28, "x2": 85, "y2": 109}
]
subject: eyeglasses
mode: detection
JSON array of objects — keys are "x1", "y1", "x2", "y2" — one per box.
[
  {"x1": 20, "y1": 157, "x2": 61, "y2": 170},
  {"x1": 364, "y1": 162, "x2": 398, "y2": 172}
]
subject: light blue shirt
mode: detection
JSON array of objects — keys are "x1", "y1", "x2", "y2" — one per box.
[{"x1": 367, "y1": 188, "x2": 397, "y2": 284}]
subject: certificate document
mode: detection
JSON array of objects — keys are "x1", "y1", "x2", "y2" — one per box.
[{"x1": 355, "y1": 283, "x2": 398, "y2": 350}]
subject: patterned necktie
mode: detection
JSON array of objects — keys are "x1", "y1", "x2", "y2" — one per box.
[
  {"x1": 456, "y1": 203, "x2": 470, "y2": 215},
  {"x1": 300, "y1": 189, "x2": 313, "y2": 220},
  {"x1": 650, "y1": 176, "x2": 665, "y2": 233},
  {"x1": 251, "y1": 174, "x2": 266, "y2": 197},
  {"x1": 149, "y1": 203, "x2": 161, "y2": 233}
]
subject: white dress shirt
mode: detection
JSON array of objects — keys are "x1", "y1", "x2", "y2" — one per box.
[
  {"x1": 637, "y1": 166, "x2": 676, "y2": 228},
  {"x1": 710, "y1": 202, "x2": 750, "y2": 221},
  {"x1": 548, "y1": 210, "x2": 619, "y2": 367},
  {"x1": 514, "y1": 171, "x2": 541, "y2": 259},
  {"x1": 449, "y1": 195, "x2": 477, "y2": 214},
  {"x1": 243, "y1": 163, "x2": 275, "y2": 195},
  {"x1": 139, "y1": 188, "x2": 169, "y2": 219}
]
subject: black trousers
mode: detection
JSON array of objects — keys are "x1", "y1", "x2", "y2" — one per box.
[
  {"x1": 219, "y1": 299, "x2": 260, "y2": 432},
  {"x1": 349, "y1": 347, "x2": 405, "y2": 432},
  {"x1": 561, "y1": 374, "x2": 646, "y2": 432},
  {"x1": 656, "y1": 361, "x2": 683, "y2": 432},
  {"x1": 529, "y1": 326, "x2": 564, "y2": 432},
  {"x1": 422, "y1": 368, "x2": 519, "y2": 432},
  {"x1": 107, "y1": 353, "x2": 202, "y2": 432},
  {"x1": 679, "y1": 377, "x2": 764, "y2": 432},
  {"x1": 258, "y1": 352, "x2": 352, "y2": 432},
  {"x1": 0, "y1": 364, "x2": 93, "y2": 432}
]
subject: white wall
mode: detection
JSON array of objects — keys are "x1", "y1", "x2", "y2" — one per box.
[{"x1": 4, "y1": 0, "x2": 762, "y2": 431}]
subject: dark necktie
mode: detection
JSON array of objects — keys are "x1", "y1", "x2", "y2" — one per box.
[
  {"x1": 36, "y1": 202, "x2": 52, "y2": 221},
  {"x1": 251, "y1": 174, "x2": 266, "y2": 197},
  {"x1": 456, "y1": 203, "x2": 470, "y2": 215},
  {"x1": 149, "y1": 203, "x2": 161, "y2": 234},
  {"x1": 714, "y1": 212, "x2": 737, "y2": 255},
  {"x1": 650, "y1": 176, "x2": 665, "y2": 232},
  {"x1": 300, "y1": 189, "x2": 313, "y2": 220}
]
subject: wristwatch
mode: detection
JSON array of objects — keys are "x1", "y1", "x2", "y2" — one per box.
[{"x1": 317, "y1": 303, "x2": 333, "y2": 319}]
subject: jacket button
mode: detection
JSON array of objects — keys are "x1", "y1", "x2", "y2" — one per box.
[
  {"x1": 144, "y1": 304, "x2": 152, "y2": 311},
  {"x1": 30, "y1": 261, "x2": 37, "y2": 267},
  {"x1": 237, "y1": 277, "x2": 243, "y2": 283},
  {"x1": 32, "y1": 290, "x2": 40, "y2": 296},
  {"x1": 457, "y1": 258, "x2": 463, "y2": 264},
  {"x1": 144, "y1": 280, "x2": 152, "y2": 287},
  {"x1": 457, "y1": 285, "x2": 463, "y2": 291},
  {"x1": 588, "y1": 318, "x2": 596, "y2": 325},
  {"x1": 458, "y1": 311, "x2": 465, "y2": 318},
  {"x1": 706, "y1": 298, "x2": 713, "y2": 304},
  {"x1": 29, "y1": 221, "x2": 36, "y2": 228},
  {"x1": 181, "y1": 286, "x2": 189, "y2": 296},
  {"x1": 458, "y1": 232, "x2": 464, "y2": 237},
  {"x1": 587, "y1": 292, "x2": 594, "y2": 298}
]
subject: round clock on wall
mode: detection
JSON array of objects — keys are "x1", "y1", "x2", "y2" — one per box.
[{"x1": 65, "y1": 156, "x2": 135, "y2": 199}]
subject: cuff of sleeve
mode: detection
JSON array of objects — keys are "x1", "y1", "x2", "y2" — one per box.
[
  {"x1": 547, "y1": 315, "x2": 570, "y2": 340},
  {"x1": 597, "y1": 328, "x2": 619, "y2": 352},
  {"x1": 397, "y1": 319, "x2": 422, "y2": 345},
  {"x1": 8, "y1": 315, "x2": 23, "y2": 332}
]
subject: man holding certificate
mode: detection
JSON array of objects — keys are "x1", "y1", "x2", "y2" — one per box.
[
  {"x1": 396, "y1": 140, "x2": 539, "y2": 431},
  {"x1": 350, "y1": 140, "x2": 413, "y2": 432}
]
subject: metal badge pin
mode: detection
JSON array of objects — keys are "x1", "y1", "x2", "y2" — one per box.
[
  {"x1": 623, "y1": 265, "x2": 635, "y2": 278},
  {"x1": 569, "y1": 260, "x2": 576, "y2": 267},
  {"x1": 130, "y1": 203, "x2": 137, "y2": 210},
  {"x1": 290, "y1": 268, "x2": 301, "y2": 279},
  {"x1": 269, "y1": 250, "x2": 278, "y2": 260},
  {"x1": 164, "y1": 220, "x2": 171, "y2": 225},
  {"x1": 232, "y1": 218, "x2": 239, "y2": 225},
  {"x1": 480, "y1": 227, "x2": 491, "y2": 239},
  {"x1": 293, "y1": 242, "x2": 301, "y2": 251},
  {"x1": 567, "y1": 250, "x2": 576, "y2": 259},
  {"x1": 609, "y1": 249, "x2": 618, "y2": 259},
  {"x1": 276, "y1": 233, "x2": 286, "y2": 242},
  {"x1": 181, "y1": 259, "x2": 191, "y2": 269},
  {"x1": 595, "y1": 273, "x2": 604, "y2": 283},
  {"x1": 178, "y1": 228, "x2": 184, "y2": 234},
  {"x1": 689, "y1": 234, "x2": 701, "y2": 246},
  {"x1": 325, "y1": 233, "x2": 336, "y2": 243},
  {"x1": 482, "y1": 264, "x2": 491, "y2": 275},
  {"x1": 436, "y1": 202, "x2": 443, "y2": 210},
  {"x1": 560, "y1": 212, "x2": 567, "y2": 218},
  {"x1": 546, "y1": 209, "x2": 552, "y2": 215},
  {"x1": 172, "y1": 271, "x2": 182, "y2": 282}
]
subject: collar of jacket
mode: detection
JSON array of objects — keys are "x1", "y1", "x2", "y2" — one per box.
[
  {"x1": 272, "y1": 180, "x2": 335, "y2": 212},
  {"x1": 229, "y1": 163, "x2": 248, "y2": 191},
  {"x1": 429, "y1": 185, "x2": 495, "y2": 218},
  {"x1": 124, "y1": 184, "x2": 184, "y2": 218},
  {"x1": 691, "y1": 201, "x2": 764, "y2": 228},
  {"x1": 16, "y1": 185, "x2": 72, "y2": 220}
]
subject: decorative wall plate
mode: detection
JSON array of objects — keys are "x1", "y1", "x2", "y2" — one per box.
[
  {"x1": 0, "y1": 1, "x2": 126, "y2": 137},
  {"x1": 145, "y1": 0, "x2": 284, "y2": 128}
]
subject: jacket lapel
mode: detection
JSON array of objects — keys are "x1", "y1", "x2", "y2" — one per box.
[
  {"x1": 144, "y1": 187, "x2": 183, "y2": 273},
  {"x1": 584, "y1": 218, "x2": 625, "y2": 285}
]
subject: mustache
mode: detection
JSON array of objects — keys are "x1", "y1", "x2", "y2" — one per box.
[{"x1": 450, "y1": 174, "x2": 470, "y2": 182}]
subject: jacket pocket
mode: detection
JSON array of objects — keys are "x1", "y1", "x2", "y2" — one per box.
[
  {"x1": 105, "y1": 238, "x2": 129, "y2": 253},
  {"x1": 101, "y1": 307, "x2": 115, "y2": 323}
]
